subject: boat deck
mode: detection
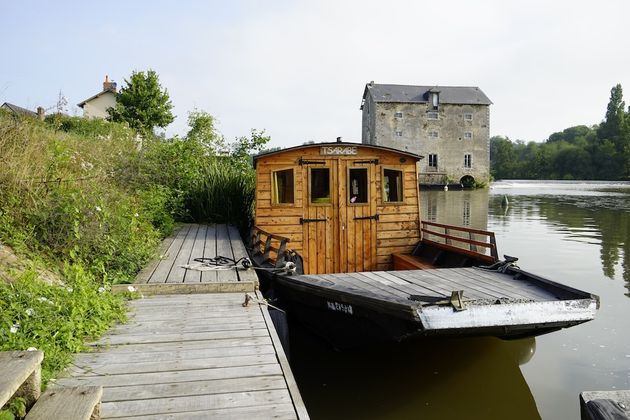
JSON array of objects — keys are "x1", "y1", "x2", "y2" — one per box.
[
  {"x1": 278, "y1": 266, "x2": 598, "y2": 338},
  {"x1": 301, "y1": 267, "x2": 558, "y2": 304}
]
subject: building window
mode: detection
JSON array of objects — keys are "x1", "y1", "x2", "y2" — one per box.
[
  {"x1": 464, "y1": 154, "x2": 472, "y2": 168},
  {"x1": 394, "y1": 112, "x2": 403, "y2": 118},
  {"x1": 395, "y1": 131, "x2": 403, "y2": 136},
  {"x1": 272, "y1": 168, "x2": 294, "y2": 204},
  {"x1": 464, "y1": 113, "x2": 473, "y2": 121},
  {"x1": 431, "y1": 92, "x2": 439, "y2": 110},
  {"x1": 464, "y1": 131, "x2": 473, "y2": 140},
  {"x1": 310, "y1": 167, "x2": 331, "y2": 204},
  {"x1": 348, "y1": 168, "x2": 368, "y2": 204},
  {"x1": 428, "y1": 154, "x2": 438, "y2": 168},
  {"x1": 382, "y1": 168, "x2": 404, "y2": 203},
  {"x1": 426, "y1": 111, "x2": 438, "y2": 120},
  {"x1": 428, "y1": 131, "x2": 439, "y2": 139}
]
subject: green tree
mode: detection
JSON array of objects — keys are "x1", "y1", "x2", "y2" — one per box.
[
  {"x1": 108, "y1": 70, "x2": 174, "y2": 133},
  {"x1": 186, "y1": 109, "x2": 226, "y2": 154}
]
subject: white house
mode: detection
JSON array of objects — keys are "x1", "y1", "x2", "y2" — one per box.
[{"x1": 77, "y1": 76, "x2": 117, "y2": 119}]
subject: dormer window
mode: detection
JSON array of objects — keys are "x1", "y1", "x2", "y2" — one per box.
[{"x1": 429, "y1": 88, "x2": 440, "y2": 110}]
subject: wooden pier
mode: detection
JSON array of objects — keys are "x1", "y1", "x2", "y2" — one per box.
[{"x1": 55, "y1": 224, "x2": 308, "y2": 419}]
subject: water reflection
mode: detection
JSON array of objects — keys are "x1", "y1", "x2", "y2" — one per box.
[
  {"x1": 422, "y1": 189, "x2": 489, "y2": 230},
  {"x1": 291, "y1": 325, "x2": 540, "y2": 420}
]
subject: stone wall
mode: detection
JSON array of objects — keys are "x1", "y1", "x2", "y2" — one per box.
[{"x1": 362, "y1": 101, "x2": 490, "y2": 185}]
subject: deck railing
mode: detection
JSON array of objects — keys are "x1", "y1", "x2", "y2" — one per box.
[
  {"x1": 420, "y1": 221, "x2": 499, "y2": 261},
  {"x1": 250, "y1": 226, "x2": 291, "y2": 267}
]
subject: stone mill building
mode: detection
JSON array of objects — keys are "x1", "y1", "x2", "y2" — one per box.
[{"x1": 360, "y1": 82, "x2": 492, "y2": 186}]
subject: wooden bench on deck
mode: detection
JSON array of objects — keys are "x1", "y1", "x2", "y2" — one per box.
[{"x1": 393, "y1": 221, "x2": 498, "y2": 270}]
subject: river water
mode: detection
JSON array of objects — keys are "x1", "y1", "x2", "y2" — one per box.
[{"x1": 289, "y1": 180, "x2": 630, "y2": 420}]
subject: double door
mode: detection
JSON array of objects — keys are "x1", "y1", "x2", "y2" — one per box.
[{"x1": 301, "y1": 158, "x2": 378, "y2": 274}]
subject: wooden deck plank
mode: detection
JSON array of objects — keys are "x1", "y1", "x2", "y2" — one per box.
[
  {"x1": 87, "y1": 337, "x2": 273, "y2": 355},
  {"x1": 148, "y1": 225, "x2": 191, "y2": 283},
  {"x1": 135, "y1": 234, "x2": 177, "y2": 284},
  {"x1": 101, "y1": 376, "x2": 288, "y2": 403},
  {"x1": 25, "y1": 386, "x2": 102, "y2": 420},
  {"x1": 387, "y1": 270, "x2": 490, "y2": 300},
  {"x1": 106, "y1": 320, "x2": 267, "y2": 336},
  {"x1": 427, "y1": 268, "x2": 541, "y2": 301},
  {"x1": 0, "y1": 351, "x2": 44, "y2": 408},
  {"x1": 216, "y1": 224, "x2": 238, "y2": 282},
  {"x1": 111, "y1": 403, "x2": 298, "y2": 420},
  {"x1": 201, "y1": 224, "x2": 218, "y2": 283},
  {"x1": 183, "y1": 224, "x2": 207, "y2": 283},
  {"x1": 101, "y1": 389, "x2": 293, "y2": 418},
  {"x1": 73, "y1": 345, "x2": 276, "y2": 365},
  {"x1": 70, "y1": 354, "x2": 281, "y2": 376},
  {"x1": 92, "y1": 328, "x2": 270, "y2": 346},
  {"x1": 459, "y1": 268, "x2": 557, "y2": 300},
  {"x1": 58, "y1": 364, "x2": 283, "y2": 388},
  {"x1": 166, "y1": 224, "x2": 199, "y2": 283}
]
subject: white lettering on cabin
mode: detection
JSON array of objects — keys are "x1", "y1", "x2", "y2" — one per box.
[
  {"x1": 326, "y1": 301, "x2": 354, "y2": 315},
  {"x1": 320, "y1": 146, "x2": 358, "y2": 156}
]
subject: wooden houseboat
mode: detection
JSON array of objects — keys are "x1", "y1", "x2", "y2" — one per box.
[{"x1": 248, "y1": 142, "x2": 598, "y2": 345}]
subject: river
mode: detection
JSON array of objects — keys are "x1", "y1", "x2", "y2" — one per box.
[{"x1": 289, "y1": 180, "x2": 630, "y2": 420}]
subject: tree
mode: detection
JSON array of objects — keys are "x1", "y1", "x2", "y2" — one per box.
[
  {"x1": 108, "y1": 70, "x2": 174, "y2": 133},
  {"x1": 597, "y1": 84, "x2": 630, "y2": 178},
  {"x1": 186, "y1": 110, "x2": 226, "y2": 154}
]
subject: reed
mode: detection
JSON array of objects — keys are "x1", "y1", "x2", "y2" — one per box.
[{"x1": 187, "y1": 157, "x2": 256, "y2": 233}]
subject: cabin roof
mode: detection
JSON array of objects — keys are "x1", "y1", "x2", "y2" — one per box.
[{"x1": 253, "y1": 142, "x2": 422, "y2": 167}]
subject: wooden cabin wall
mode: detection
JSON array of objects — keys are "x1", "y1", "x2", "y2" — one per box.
[
  {"x1": 374, "y1": 153, "x2": 421, "y2": 271},
  {"x1": 255, "y1": 150, "x2": 306, "y2": 256},
  {"x1": 254, "y1": 146, "x2": 421, "y2": 273}
]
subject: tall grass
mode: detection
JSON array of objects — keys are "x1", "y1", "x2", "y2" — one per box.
[{"x1": 187, "y1": 157, "x2": 256, "y2": 233}]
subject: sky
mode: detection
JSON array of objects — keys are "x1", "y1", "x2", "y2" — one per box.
[{"x1": 2, "y1": 0, "x2": 629, "y2": 148}]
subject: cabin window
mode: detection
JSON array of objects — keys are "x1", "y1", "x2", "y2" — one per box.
[
  {"x1": 348, "y1": 168, "x2": 368, "y2": 204},
  {"x1": 310, "y1": 167, "x2": 331, "y2": 204},
  {"x1": 271, "y1": 168, "x2": 294, "y2": 204},
  {"x1": 382, "y1": 168, "x2": 404, "y2": 203}
]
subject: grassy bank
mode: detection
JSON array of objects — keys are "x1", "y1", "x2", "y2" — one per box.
[{"x1": 0, "y1": 111, "x2": 257, "y2": 389}]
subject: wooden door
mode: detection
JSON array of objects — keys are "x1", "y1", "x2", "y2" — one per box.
[
  {"x1": 338, "y1": 159, "x2": 378, "y2": 272},
  {"x1": 301, "y1": 160, "x2": 338, "y2": 274}
]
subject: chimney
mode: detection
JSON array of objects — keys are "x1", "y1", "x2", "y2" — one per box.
[
  {"x1": 103, "y1": 75, "x2": 117, "y2": 92},
  {"x1": 36, "y1": 106, "x2": 45, "y2": 120},
  {"x1": 336, "y1": 136, "x2": 342, "y2": 143}
]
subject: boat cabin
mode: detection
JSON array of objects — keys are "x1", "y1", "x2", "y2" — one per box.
[{"x1": 252, "y1": 142, "x2": 423, "y2": 274}]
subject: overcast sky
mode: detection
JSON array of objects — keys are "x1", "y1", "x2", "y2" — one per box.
[{"x1": 2, "y1": 0, "x2": 629, "y2": 148}]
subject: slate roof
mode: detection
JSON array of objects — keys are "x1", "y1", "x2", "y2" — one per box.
[
  {"x1": 363, "y1": 84, "x2": 492, "y2": 106},
  {"x1": 0, "y1": 102, "x2": 38, "y2": 117}
]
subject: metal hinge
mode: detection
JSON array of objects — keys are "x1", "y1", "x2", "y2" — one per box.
[
  {"x1": 353, "y1": 159, "x2": 379, "y2": 164},
  {"x1": 353, "y1": 214, "x2": 379, "y2": 221},
  {"x1": 298, "y1": 158, "x2": 326, "y2": 165},
  {"x1": 300, "y1": 217, "x2": 327, "y2": 224}
]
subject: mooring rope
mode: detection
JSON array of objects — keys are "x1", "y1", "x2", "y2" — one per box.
[{"x1": 180, "y1": 255, "x2": 297, "y2": 275}]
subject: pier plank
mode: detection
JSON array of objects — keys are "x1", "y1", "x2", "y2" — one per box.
[
  {"x1": 167, "y1": 224, "x2": 199, "y2": 283},
  {"x1": 57, "y1": 286, "x2": 307, "y2": 419},
  {"x1": 148, "y1": 224, "x2": 191, "y2": 283}
]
